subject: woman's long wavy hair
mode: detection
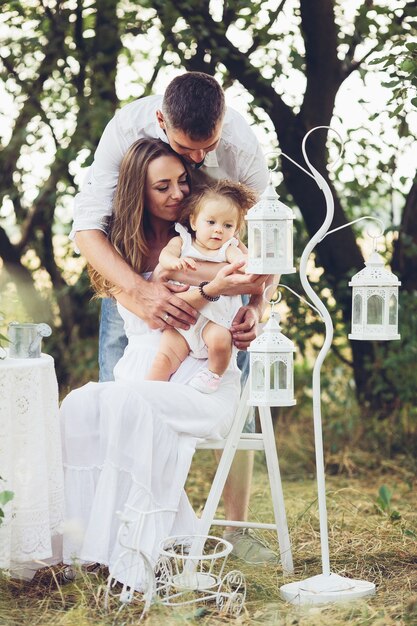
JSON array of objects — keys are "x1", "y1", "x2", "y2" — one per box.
[{"x1": 89, "y1": 138, "x2": 191, "y2": 297}]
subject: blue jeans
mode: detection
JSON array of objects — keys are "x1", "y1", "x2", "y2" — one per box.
[
  {"x1": 98, "y1": 297, "x2": 255, "y2": 431},
  {"x1": 98, "y1": 298, "x2": 128, "y2": 382}
]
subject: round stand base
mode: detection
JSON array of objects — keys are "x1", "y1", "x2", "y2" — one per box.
[{"x1": 280, "y1": 573, "x2": 375, "y2": 605}]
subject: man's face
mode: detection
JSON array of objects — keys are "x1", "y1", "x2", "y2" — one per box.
[{"x1": 156, "y1": 110, "x2": 222, "y2": 165}]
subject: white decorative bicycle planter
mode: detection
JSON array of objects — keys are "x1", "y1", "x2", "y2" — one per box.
[
  {"x1": 104, "y1": 507, "x2": 246, "y2": 618},
  {"x1": 155, "y1": 534, "x2": 246, "y2": 616}
]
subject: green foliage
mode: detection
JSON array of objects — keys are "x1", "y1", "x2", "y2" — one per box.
[
  {"x1": 375, "y1": 484, "x2": 401, "y2": 521},
  {"x1": 362, "y1": 293, "x2": 417, "y2": 455},
  {"x1": 369, "y1": 40, "x2": 417, "y2": 114},
  {"x1": 0, "y1": 477, "x2": 14, "y2": 527},
  {"x1": 0, "y1": 314, "x2": 10, "y2": 354}
]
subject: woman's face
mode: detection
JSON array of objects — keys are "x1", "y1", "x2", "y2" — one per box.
[{"x1": 145, "y1": 155, "x2": 190, "y2": 223}]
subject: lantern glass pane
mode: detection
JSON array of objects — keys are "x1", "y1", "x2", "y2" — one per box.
[
  {"x1": 353, "y1": 294, "x2": 362, "y2": 324},
  {"x1": 253, "y1": 360, "x2": 264, "y2": 391},
  {"x1": 270, "y1": 362, "x2": 277, "y2": 389},
  {"x1": 270, "y1": 361, "x2": 287, "y2": 390},
  {"x1": 279, "y1": 360, "x2": 287, "y2": 389},
  {"x1": 254, "y1": 228, "x2": 262, "y2": 259},
  {"x1": 287, "y1": 223, "x2": 293, "y2": 258},
  {"x1": 389, "y1": 294, "x2": 397, "y2": 324},
  {"x1": 367, "y1": 294, "x2": 383, "y2": 325},
  {"x1": 266, "y1": 227, "x2": 278, "y2": 258}
]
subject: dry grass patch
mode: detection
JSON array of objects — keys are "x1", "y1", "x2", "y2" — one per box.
[{"x1": 1, "y1": 455, "x2": 416, "y2": 626}]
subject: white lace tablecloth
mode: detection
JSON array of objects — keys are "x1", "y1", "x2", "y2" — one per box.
[{"x1": 0, "y1": 354, "x2": 64, "y2": 578}]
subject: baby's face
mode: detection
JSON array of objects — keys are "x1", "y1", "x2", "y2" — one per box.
[{"x1": 190, "y1": 197, "x2": 239, "y2": 250}]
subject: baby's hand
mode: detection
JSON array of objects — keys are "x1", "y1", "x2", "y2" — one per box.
[
  {"x1": 179, "y1": 257, "x2": 197, "y2": 271},
  {"x1": 235, "y1": 254, "x2": 248, "y2": 273}
]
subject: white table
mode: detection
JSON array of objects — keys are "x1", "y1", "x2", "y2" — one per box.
[{"x1": 0, "y1": 354, "x2": 64, "y2": 579}]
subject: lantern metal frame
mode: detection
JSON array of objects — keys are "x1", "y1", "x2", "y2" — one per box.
[
  {"x1": 348, "y1": 231, "x2": 401, "y2": 341},
  {"x1": 248, "y1": 291, "x2": 297, "y2": 407},
  {"x1": 245, "y1": 178, "x2": 296, "y2": 275},
  {"x1": 258, "y1": 127, "x2": 382, "y2": 604}
]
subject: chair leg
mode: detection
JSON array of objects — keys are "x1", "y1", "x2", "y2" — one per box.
[
  {"x1": 258, "y1": 406, "x2": 294, "y2": 574},
  {"x1": 198, "y1": 423, "x2": 251, "y2": 537},
  {"x1": 191, "y1": 388, "x2": 252, "y2": 559}
]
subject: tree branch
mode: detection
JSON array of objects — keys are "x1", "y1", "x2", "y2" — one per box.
[{"x1": 247, "y1": 0, "x2": 288, "y2": 56}]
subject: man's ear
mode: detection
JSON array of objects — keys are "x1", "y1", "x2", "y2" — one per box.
[{"x1": 156, "y1": 110, "x2": 165, "y2": 129}]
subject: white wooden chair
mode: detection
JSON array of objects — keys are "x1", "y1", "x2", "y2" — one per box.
[{"x1": 194, "y1": 381, "x2": 294, "y2": 574}]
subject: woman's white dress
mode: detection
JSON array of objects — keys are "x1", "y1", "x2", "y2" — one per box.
[{"x1": 61, "y1": 292, "x2": 240, "y2": 587}]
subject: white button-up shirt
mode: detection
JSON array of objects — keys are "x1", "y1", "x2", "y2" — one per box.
[{"x1": 71, "y1": 95, "x2": 269, "y2": 238}]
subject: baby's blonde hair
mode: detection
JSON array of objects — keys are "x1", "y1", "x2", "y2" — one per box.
[{"x1": 179, "y1": 179, "x2": 257, "y2": 237}]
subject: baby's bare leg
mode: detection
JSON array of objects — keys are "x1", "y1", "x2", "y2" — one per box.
[
  {"x1": 146, "y1": 329, "x2": 190, "y2": 381},
  {"x1": 202, "y1": 321, "x2": 233, "y2": 376}
]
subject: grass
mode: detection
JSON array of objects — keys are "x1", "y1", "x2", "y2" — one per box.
[{"x1": 1, "y1": 449, "x2": 416, "y2": 626}]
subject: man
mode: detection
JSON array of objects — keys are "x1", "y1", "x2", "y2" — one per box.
[{"x1": 72, "y1": 71, "x2": 276, "y2": 563}]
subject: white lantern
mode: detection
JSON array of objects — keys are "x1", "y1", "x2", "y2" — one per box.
[
  {"x1": 349, "y1": 250, "x2": 401, "y2": 341},
  {"x1": 245, "y1": 180, "x2": 295, "y2": 275},
  {"x1": 248, "y1": 309, "x2": 296, "y2": 407}
]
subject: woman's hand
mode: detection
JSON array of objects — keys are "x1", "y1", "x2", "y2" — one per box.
[{"x1": 204, "y1": 260, "x2": 266, "y2": 298}]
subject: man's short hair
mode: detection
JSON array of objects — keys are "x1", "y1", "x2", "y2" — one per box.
[{"x1": 162, "y1": 72, "x2": 225, "y2": 141}]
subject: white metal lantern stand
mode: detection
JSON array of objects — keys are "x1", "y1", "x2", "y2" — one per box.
[
  {"x1": 248, "y1": 293, "x2": 296, "y2": 407},
  {"x1": 245, "y1": 179, "x2": 296, "y2": 275},
  {"x1": 249, "y1": 127, "x2": 391, "y2": 604}
]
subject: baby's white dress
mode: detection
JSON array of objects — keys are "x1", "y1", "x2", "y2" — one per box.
[
  {"x1": 174, "y1": 223, "x2": 242, "y2": 358},
  {"x1": 60, "y1": 287, "x2": 240, "y2": 587}
]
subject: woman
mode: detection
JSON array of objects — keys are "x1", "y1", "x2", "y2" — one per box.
[{"x1": 61, "y1": 139, "x2": 253, "y2": 588}]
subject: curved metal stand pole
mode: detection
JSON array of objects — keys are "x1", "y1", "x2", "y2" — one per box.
[
  {"x1": 297, "y1": 128, "x2": 337, "y2": 577},
  {"x1": 280, "y1": 126, "x2": 376, "y2": 604}
]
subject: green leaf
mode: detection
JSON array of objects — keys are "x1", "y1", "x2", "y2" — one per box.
[
  {"x1": 377, "y1": 485, "x2": 392, "y2": 511},
  {"x1": 400, "y1": 59, "x2": 415, "y2": 73},
  {"x1": 389, "y1": 103, "x2": 403, "y2": 118},
  {"x1": 0, "y1": 490, "x2": 14, "y2": 506},
  {"x1": 390, "y1": 510, "x2": 401, "y2": 521},
  {"x1": 368, "y1": 57, "x2": 385, "y2": 65}
]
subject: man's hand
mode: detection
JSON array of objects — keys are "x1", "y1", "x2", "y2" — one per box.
[
  {"x1": 123, "y1": 280, "x2": 198, "y2": 330},
  {"x1": 230, "y1": 305, "x2": 259, "y2": 350}
]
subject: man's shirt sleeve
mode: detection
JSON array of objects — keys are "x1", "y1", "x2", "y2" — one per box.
[
  {"x1": 70, "y1": 111, "x2": 128, "y2": 239},
  {"x1": 239, "y1": 139, "x2": 269, "y2": 195}
]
